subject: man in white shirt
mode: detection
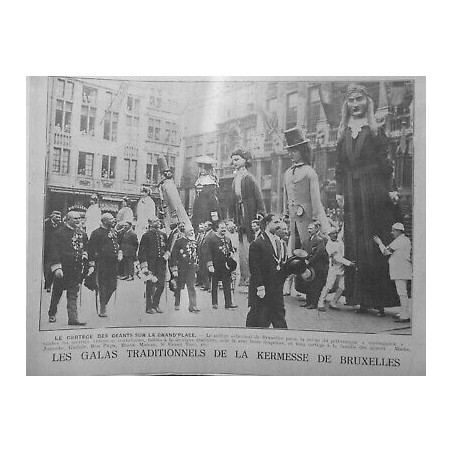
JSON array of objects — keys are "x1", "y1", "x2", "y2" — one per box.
[
  {"x1": 317, "y1": 228, "x2": 355, "y2": 311},
  {"x1": 374, "y1": 223, "x2": 412, "y2": 323}
]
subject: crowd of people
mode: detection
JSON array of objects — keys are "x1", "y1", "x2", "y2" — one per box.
[{"x1": 42, "y1": 84, "x2": 413, "y2": 330}]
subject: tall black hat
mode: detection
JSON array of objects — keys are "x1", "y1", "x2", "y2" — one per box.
[{"x1": 284, "y1": 127, "x2": 310, "y2": 150}]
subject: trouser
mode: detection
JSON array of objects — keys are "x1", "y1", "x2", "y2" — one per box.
[
  {"x1": 238, "y1": 235, "x2": 250, "y2": 285},
  {"x1": 99, "y1": 276, "x2": 117, "y2": 308},
  {"x1": 306, "y1": 269, "x2": 327, "y2": 307},
  {"x1": 211, "y1": 273, "x2": 232, "y2": 307},
  {"x1": 395, "y1": 279, "x2": 411, "y2": 319},
  {"x1": 44, "y1": 262, "x2": 54, "y2": 290},
  {"x1": 145, "y1": 278, "x2": 165, "y2": 310},
  {"x1": 284, "y1": 274, "x2": 294, "y2": 294},
  {"x1": 318, "y1": 268, "x2": 345, "y2": 308},
  {"x1": 121, "y1": 257, "x2": 134, "y2": 277},
  {"x1": 174, "y1": 265, "x2": 197, "y2": 310},
  {"x1": 48, "y1": 278, "x2": 80, "y2": 323},
  {"x1": 246, "y1": 302, "x2": 287, "y2": 329}
]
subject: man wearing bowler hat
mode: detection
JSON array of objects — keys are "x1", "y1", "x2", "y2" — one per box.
[{"x1": 283, "y1": 128, "x2": 330, "y2": 255}]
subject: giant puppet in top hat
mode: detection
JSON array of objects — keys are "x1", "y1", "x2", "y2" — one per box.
[{"x1": 284, "y1": 127, "x2": 311, "y2": 164}]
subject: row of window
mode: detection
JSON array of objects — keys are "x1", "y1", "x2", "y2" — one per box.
[{"x1": 52, "y1": 148, "x2": 176, "y2": 184}]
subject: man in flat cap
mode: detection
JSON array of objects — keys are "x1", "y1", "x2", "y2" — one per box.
[
  {"x1": 43, "y1": 210, "x2": 62, "y2": 292},
  {"x1": 87, "y1": 212, "x2": 122, "y2": 317},
  {"x1": 230, "y1": 148, "x2": 266, "y2": 286},
  {"x1": 283, "y1": 128, "x2": 330, "y2": 255},
  {"x1": 85, "y1": 193, "x2": 102, "y2": 238}
]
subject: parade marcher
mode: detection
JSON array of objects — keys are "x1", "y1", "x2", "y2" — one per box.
[
  {"x1": 116, "y1": 196, "x2": 134, "y2": 226},
  {"x1": 85, "y1": 193, "x2": 102, "y2": 238},
  {"x1": 170, "y1": 228, "x2": 200, "y2": 313},
  {"x1": 206, "y1": 221, "x2": 238, "y2": 310},
  {"x1": 136, "y1": 186, "x2": 156, "y2": 241},
  {"x1": 226, "y1": 220, "x2": 240, "y2": 292},
  {"x1": 251, "y1": 219, "x2": 262, "y2": 241},
  {"x1": 138, "y1": 216, "x2": 170, "y2": 314},
  {"x1": 336, "y1": 84, "x2": 402, "y2": 314},
  {"x1": 48, "y1": 209, "x2": 88, "y2": 326},
  {"x1": 87, "y1": 213, "x2": 121, "y2": 318},
  {"x1": 301, "y1": 222, "x2": 329, "y2": 309},
  {"x1": 246, "y1": 213, "x2": 288, "y2": 329},
  {"x1": 230, "y1": 148, "x2": 266, "y2": 286},
  {"x1": 118, "y1": 221, "x2": 138, "y2": 281},
  {"x1": 192, "y1": 156, "x2": 220, "y2": 231},
  {"x1": 198, "y1": 221, "x2": 214, "y2": 291},
  {"x1": 317, "y1": 228, "x2": 355, "y2": 311},
  {"x1": 283, "y1": 128, "x2": 330, "y2": 255},
  {"x1": 373, "y1": 223, "x2": 412, "y2": 323},
  {"x1": 43, "y1": 210, "x2": 62, "y2": 291}
]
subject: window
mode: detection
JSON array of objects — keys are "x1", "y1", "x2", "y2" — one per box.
[
  {"x1": 82, "y1": 86, "x2": 97, "y2": 105},
  {"x1": 165, "y1": 122, "x2": 171, "y2": 142},
  {"x1": 103, "y1": 111, "x2": 118, "y2": 141},
  {"x1": 55, "y1": 99, "x2": 72, "y2": 133},
  {"x1": 126, "y1": 114, "x2": 139, "y2": 143},
  {"x1": 168, "y1": 155, "x2": 176, "y2": 175},
  {"x1": 262, "y1": 160, "x2": 272, "y2": 176},
  {"x1": 286, "y1": 92, "x2": 298, "y2": 129},
  {"x1": 101, "y1": 155, "x2": 116, "y2": 179},
  {"x1": 171, "y1": 123, "x2": 177, "y2": 143},
  {"x1": 124, "y1": 158, "x2": 137, "y2": 182},
  {"x1": 147, "y1": 118, "x2": 155, "y2": 140},
  {"x1": 244, "y1": 128, "x2": 255, "y2": 149},
  {"x1": 81, "y1": 105, "x2": 96, "y2": 136},
  {"x1": 146, "y1": 153, "x2": 159, "y2": 184},
  {"x1": 266, "y1": 97, "x2": 278, "y2": 129},
  {"x1": 78, "y1": 152, "x2": 94, "y2": 177},
  {"x1": 56, "y1": 79, "x2": 74, "y2": 100},
  {"x1": 127, "y1": 96, "x2": 140, "y2": 114},
  {"x1": 307, "y1": 101, "x2": 321, "y2": 133},
  {"x1": 154, "y1": 119, "x2": 161, "y2": 141},
  {"x1": 52, "y1": 147, "x2": 70, "y2": 173}
]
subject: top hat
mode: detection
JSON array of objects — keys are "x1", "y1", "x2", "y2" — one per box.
[
  {"x1": 284, "y1": 127, "x2": 310, "y2": 150},
  {"x1": 285, "y1": 255, "x2": 315, "y2": 282},
  {"x1": 225, "y1": 256, "x2": 237, "y2": 273}
]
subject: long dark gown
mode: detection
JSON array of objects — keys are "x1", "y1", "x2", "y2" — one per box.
[
  {"x1": 192, "y1": 184, "x2": 220, "y2": 231},
  {"x1": 336, "y1": 125, "x2": 402, "y2": 309}
]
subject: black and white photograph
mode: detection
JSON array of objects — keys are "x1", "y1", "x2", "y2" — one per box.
[{"x1": 27, "y1": 76, "x2": 425, "y2": 376}]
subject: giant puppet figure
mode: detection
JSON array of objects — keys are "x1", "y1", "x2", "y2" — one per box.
[
  {"x1": 191, "y1": 156, "x2": 220, "y2": 231},
  {"x1": 157, "y1": 156, "x2": 193, "y2": 233},
  {"x1": 335, "y1": 83, "x2": 402, "y2": 314},
  {"x1": 230, "y1": 148, "x2": 266, "y2": 286},
  {"x1": 136, "y1": 186, "x2": 156, "y2": 241},
  {"x1": 283, "y1": 127, "x2": 330, "y2": 254}
]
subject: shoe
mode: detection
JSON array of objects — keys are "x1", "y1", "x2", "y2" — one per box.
[
  {"x1": 317, "y1": 306, "x2": 326, "y2": 312},
  {"x1": 46, "y1": 288, "x2": 51, "y2": 293},
  {"x1": 154, "y1": 307, "x2": 163, "y2": 313},
  {"x1": 212, "y1": 304, "x2": 218, "y2": 309},
  {"x1": 307, "y1": 304, "x2": 317, "y2": 309},
  {"x1": 68, "y1": 320, "x2": 86, "y2": 326},
  {"x1": 189, "y1": 307, "x2": 200, "y2": 313},
  {"x1": 225, "y1": 304, "x2": 238, "y2": 309},
  {"x1": 175, "y1": 306, "x2": 180, "y2": 311},
  {"x1": 377, "y1": 311, "x2": 386, "y2": 317},
  {"x1": 299, "y1": 301, "x2": 308, "y2": 308},
  {"x1": 283, "y1": 292, "x2": 290, "y2": 296},
  {"x1": 99, "y1": 306, "x2": 107, "y2": 317},
  {"x1": 49, "y1": 316, "x2": 56, "y2": 323},
  {"x1": 118, "y1": 275, "x2": 127, "y2": 280},
  {"x1": 146, "y1": 308, "x2": 156, "y2": 314},
  {"x1": 125, "y1": 276, "x2": 134, "y2": 281},
  {"x1": 394, "y1": 318, "x2": 410, "y2": 323},
  {"x1": 328, "y1": 303, "x2": 339, "y2": 310}
]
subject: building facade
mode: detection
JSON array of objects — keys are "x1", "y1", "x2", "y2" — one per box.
[
  {"x1": 45, "y1": 77, "x2": 184, "y2": 217},
  {"x1": 180, "y1": 79, "x2": 414, "y2": 235}
]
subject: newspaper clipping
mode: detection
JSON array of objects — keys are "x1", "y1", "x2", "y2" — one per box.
[{"x1": 26, "y1": 76, "x2": 425, "y2": 375}]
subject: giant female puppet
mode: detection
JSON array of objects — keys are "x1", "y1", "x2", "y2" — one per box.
[
  {"x1": 230, "y1": 148, "x2": 266, "y2": 286},
  {"x1": 191, "y1": 156, "x2": 220, "y2": 231},
  {"x1": 335, "y1": 84, "x2": 402, "y2": 315}
]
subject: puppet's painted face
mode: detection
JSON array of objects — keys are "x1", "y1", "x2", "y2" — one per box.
[
  {"x1": 347, "y1": 91, "x2": 368, "y2": 118},
  {"x1": 231, "y1": 154, "x2": 246, "y2": 169}
]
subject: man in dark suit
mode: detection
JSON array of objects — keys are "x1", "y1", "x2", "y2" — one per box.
[
  {"x1": 206, "y1": 221, "x2": 238, "y2": 310},
  {"x1": 198, "y1": 221, "x2": 214, "y2": 291},
  {"x1": 118, "y1": 221, "x2": 138, "y2": 280},
  {"x1": 170, "y1": 228, "x2": 200, "y2": 313},
  {"x1": 301, "y1": 222, "x2": 329, "y2": 309},
  {"x1": 48, "y1": 210, "x2": 88, "y2": 325},
  {"x1": 87, "y1": 213, "x2": 121, "y2": 317},
  {"x1": 138, "y1": 217, "x2": 170, "y2": 314},
  {"x1": 246, "y1": 213, "x2": 288, "y2": 329},
  {"x1": 43, "y1": 210, "x2": 62, "y2": 291}
]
